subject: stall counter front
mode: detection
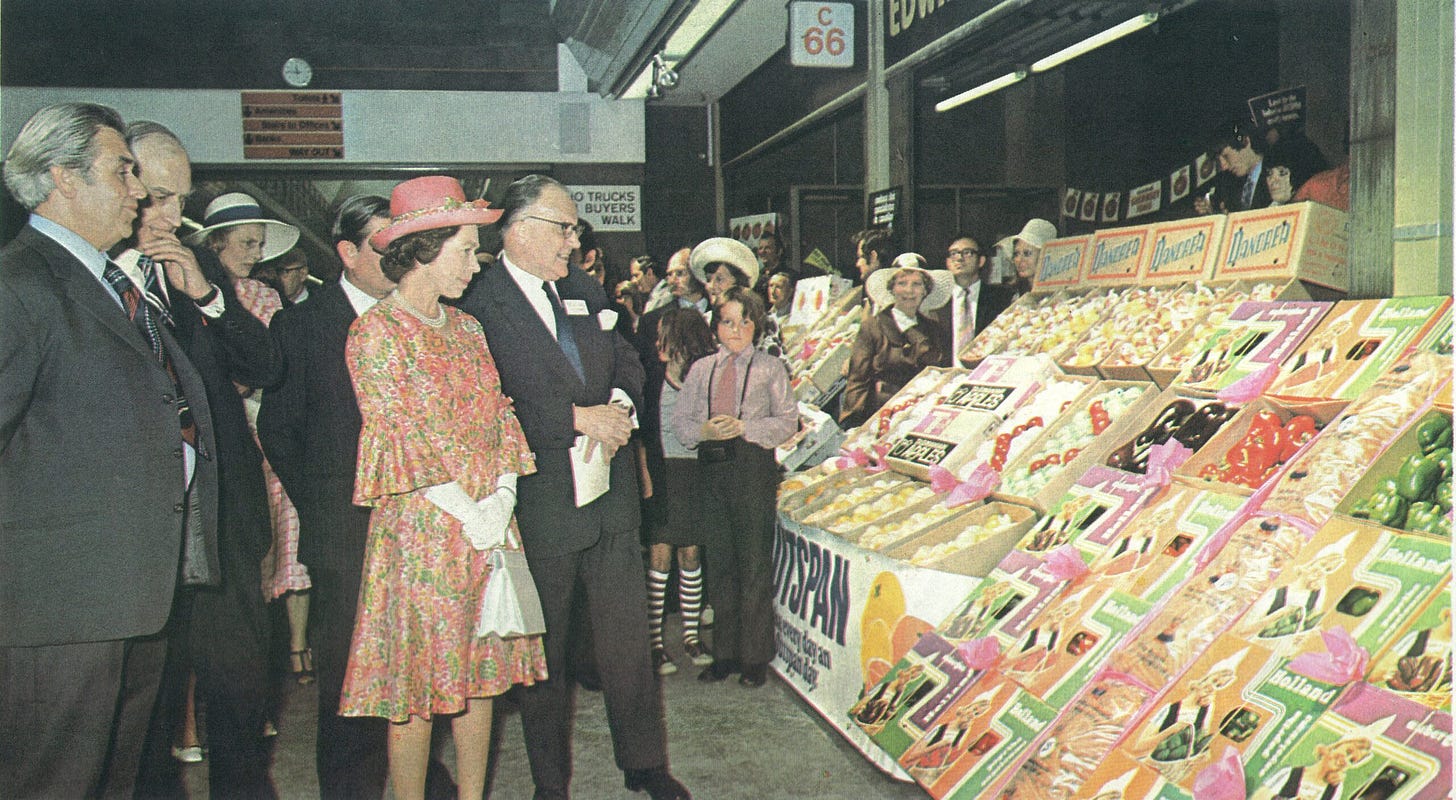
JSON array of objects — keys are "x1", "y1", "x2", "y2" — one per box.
[{"x1": 772, "y1": 511, "x2": 985, "y2": 778}]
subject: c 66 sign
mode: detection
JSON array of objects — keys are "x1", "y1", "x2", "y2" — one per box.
[{"x1": 789, "y1": 2, "x2": 855, "y2": 68}]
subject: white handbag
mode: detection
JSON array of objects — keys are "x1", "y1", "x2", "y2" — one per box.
[{"x1": 475, "y1": 528, "x2": 546, "y2": 639}]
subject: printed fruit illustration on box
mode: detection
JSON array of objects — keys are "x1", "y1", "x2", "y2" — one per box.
[{"x1": 860, "y1": 572, "x2": 933, "y2": 688}]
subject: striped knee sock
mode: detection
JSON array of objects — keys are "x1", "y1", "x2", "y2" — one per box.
[
  {"x1": 679, "y1": 566, "x2": 704, "y2": 644},
  {"x1": 647, "y1": 569, "x2": 670, "y2": 649}
]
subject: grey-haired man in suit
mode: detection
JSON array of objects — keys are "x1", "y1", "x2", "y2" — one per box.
[
  {"x1": 0, "y1": 103, "x2": 219, "y2": 798},
  {"x1": 457, "y1": 175, "x2": 689, "y2": 800}
]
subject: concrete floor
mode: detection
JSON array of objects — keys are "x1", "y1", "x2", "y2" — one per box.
[{"x1": 183, "y1": 617, "x2": 928, "y2": 799}]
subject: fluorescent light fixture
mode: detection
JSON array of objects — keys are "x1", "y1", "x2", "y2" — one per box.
[
  {"x1": 662, "y1": 0, "x2": 735, "y2": 57},
  {"x1": 618, "y1": 0, "x2": 735, "y2": 98},
  {"x1": 1031, "y1": 11, "x2": 1159, "y2": 73},
  {"x1": 934, "y1": 69, "x2": 1027, "y2": 113}
]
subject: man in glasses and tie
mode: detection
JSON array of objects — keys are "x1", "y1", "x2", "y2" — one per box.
[
  {"x1": 942, "y1": 233, "x2": 1015, "y2": 366},
  {"x1": 457, "y1": 174, "x2": 690, "y2": 800},
  {"x1": 0, "y1": 103, "x2": 220, "y2": 798}
]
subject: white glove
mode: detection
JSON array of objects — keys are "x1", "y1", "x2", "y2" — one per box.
[
  {"x1": 473, "y1": 473, "x2": 518, "y2": 549},
  {"x1": 424, "y1": 478, "x2": 514, "y2": 551}
]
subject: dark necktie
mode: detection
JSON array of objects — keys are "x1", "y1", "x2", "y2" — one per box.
[
  {"x1": 543, "y1": 281, "x2": 585, "y2": 383},
  {"x1": 103, "y1": 259, "x2": 196, "y2": 446}
]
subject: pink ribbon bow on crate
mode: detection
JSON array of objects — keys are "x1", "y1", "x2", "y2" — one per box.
[
  {"x1": 1141, "y1": 439, "x2": 1194, "y2": 489},
  {"x1": 927, "y1": 463, "x2": 1001, "y2": 508},
  {"x1": 1216, "y1": 363, "x2": 1280, "y2": 404},
  {"x1": 1042, "y1": 544, "x2": 1089, "y2": 582},
  {"x1": 832, "y1": 442, "x2": 890, "y2": 473},
  {"x1": 1193, "y1": 746, "x2": 1247, "y2": 800},
  {"x1": 954, "y1": 637, "x2": 1004, "y2": 671},
  {"x1": 1287, "y1": 627, "x2": 1370, "y2": 685}
]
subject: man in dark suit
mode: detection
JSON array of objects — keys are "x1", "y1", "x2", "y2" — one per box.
[
  {"x1": 1195, "y1": 117, "x2": 1271, "y2": 214},
  {"x1": 457, "y1": 175, "x2": 690, "y2": 800},
  {"x1": 0, "y1": 103, "x2": 220, "y2": 798},
  {"x1": 119, "y1": 122, "x2": 282, "y2": 799},
  {"x1": 259, "y1": 194, "x2": 452, "y2": 800},
  {"x1": 939, "y1": 233, "x2": 1016, "y2": 365}
]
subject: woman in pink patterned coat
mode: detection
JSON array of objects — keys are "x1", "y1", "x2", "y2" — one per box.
[{"x1": 340, "y1": 176, "x2": 547, "y2": 800}]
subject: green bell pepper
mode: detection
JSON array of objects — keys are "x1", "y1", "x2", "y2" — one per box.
[
  {"x1": 1430, "y1": 447, "x2": 1453, "y2": 481},
  {"x1": 1437, "y1": 480, "x2": 1452, "y2": 513},
  {"x1": 1407, "y1": 501, "x2": 1443, "y2": 533},
  {"x1": 1397, "y1": 452, "x2": 1443, "y2": 502},
  {"x1": 1368, "y1": 490, "x2": 1410, "y2": 529},
  {"x1": 1417, "y1": 414, "x2": 1452, "y2": 455}
]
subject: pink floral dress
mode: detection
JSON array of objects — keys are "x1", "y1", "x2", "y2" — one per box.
[
  {"x1": 235, "y1": 277, "x2": 310, "y2": 598},
  {"x1": 340, "y1": 296, "x2": 546, "y2": 721}
]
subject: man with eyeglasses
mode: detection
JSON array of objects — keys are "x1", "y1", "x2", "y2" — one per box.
[
  {"x1": 457, "y1": 175, "x2": 691, "y2": 800},
  {"x1": 942, "y1": 233, "x2": 1015, "y2": 365}
]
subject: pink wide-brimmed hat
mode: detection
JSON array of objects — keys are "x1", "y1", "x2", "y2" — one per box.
[{"x1": 370, "y1": 175, "x2": 503, "y2": 251}]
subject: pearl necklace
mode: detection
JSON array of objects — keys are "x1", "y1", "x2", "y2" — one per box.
[{"x1": 390, "y1": 291, "x2": 446, "y2": 328}]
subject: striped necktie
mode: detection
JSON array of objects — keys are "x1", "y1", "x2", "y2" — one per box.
[
  {"x1": 103, "y1": 259, "x2": 164, "y2": 365},
  {"x1": 137, "y1": 253, "x2": 175, "y2": 328},
  {"x1": 102, "y1": 259, "x2": 197, "y2": 446}
]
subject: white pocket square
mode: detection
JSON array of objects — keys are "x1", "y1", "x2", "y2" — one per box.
[{"x1": 598, "y1": 309, "x2": 619, "y2": 330}]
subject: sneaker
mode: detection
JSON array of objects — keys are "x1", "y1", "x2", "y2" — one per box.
[
  {"x1": 262, "y1": 721, "x2": 279, "y2": 738},
  {"x1": 652, "y1": 647, "x2": 678, "y2": 676},
  {"x1": 683, "y1": 639, "x2": 713, "y2": 666}
]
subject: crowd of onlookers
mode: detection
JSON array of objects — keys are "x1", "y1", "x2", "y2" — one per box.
[{"x1": 0, "y1": 99, "x2": 1337, "y2": 800}]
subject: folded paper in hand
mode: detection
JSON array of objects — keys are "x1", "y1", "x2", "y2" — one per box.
[{"x1": 570, "y1": 433, "x2": 610, "y2": 507}]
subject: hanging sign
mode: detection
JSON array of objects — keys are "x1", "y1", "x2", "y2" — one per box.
[
  {"x1": 566, "y1": 185, "x2": 640, "y2": 232},
  {"x1": 729, "y1": 212, "x2": 781, "y2": 248},
  {"x1": 790, "y1": 3, "x2": 855, "y2": 68},
  {"x1": 868, "y1": 187, "x2": 900, "y2": 230},
  {"x1": 241, "y1": 91, "x2": 343, "y2": 159},
  {"x1": 1248, "y1": 86, "x2": 1307, "y2": 132}
]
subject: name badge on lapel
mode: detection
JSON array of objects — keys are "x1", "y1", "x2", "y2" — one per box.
[{"x1": 564, "y1": 299, "x2": 589, "y2": 316}]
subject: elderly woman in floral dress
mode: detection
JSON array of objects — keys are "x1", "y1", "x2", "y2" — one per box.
[{"x1": 340, "y1": 176, "x2": 547, "y2": 800}]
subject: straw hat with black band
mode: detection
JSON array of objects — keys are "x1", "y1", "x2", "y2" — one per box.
[{"x1": 184, "y1": 192, "x2": 300, "y2": 261}]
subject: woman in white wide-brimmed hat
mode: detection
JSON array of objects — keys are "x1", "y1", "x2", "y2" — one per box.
[
  {"x1": 997, "y1": 218, "x2": 1057, "y2": 296},
  {"x1": 690, "y1": 236, "x2": 787, "y2": 356},
  {"x1": 840, "y1": 253, "x2": 953, "y2": 428},
  {"x1": 688, "y1": 236, "x2": 760, "y2": 309},
  {"x1": 186, "y1": 191, "x2": 301, "y2": 279},
  {"x1": 189, "y1": 191, "x2": 316, "y2": 687}
]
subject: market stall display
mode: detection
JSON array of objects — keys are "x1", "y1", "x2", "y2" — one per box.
[{"x1": 767, "y1": 206, "x2": 1449, "y2": 797}]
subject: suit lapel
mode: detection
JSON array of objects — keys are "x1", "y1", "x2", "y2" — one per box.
[
  {"x1": 24, "y1": 228, "x2": 156, "y2": 361},
  {"x1": 481, "y1": 266, "x2": 584, "y2": 389}
]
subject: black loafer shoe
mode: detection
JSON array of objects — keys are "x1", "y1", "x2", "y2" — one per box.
[
  {"x1": 696, "y1": 659, "x2": 740, "y2": 683},
  {"x1": 738, "y1": 664, "x2": 767, "y2": 687},
  {"x1": 624, "y1": 767, "x2": 691, "y2": 800}
]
